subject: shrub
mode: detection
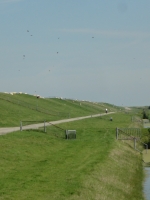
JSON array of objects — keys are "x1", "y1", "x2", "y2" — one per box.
[{"x1": 142, "y1": 110, "x2": 148, "y2": 119}]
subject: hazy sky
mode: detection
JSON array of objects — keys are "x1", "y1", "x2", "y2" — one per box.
[{"x1": 0, "y1": 0, "x2": 150, "y2": 106}]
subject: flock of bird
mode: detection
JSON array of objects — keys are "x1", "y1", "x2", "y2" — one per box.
[
  {"x1": 22, "y1": 30, "x2": 32, "y2": 60},
  {"x1": 19, "y1": 30, "x2": 95, "y2": 73}
]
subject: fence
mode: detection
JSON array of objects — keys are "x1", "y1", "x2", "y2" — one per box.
[
  {"x1": 20, "y1": 121, "x2": 47, "y2": 132},
  {"x1": 116, "y1": 127, "x2": 148, "y2": 153},
  {"x1": 116, "y1": 128, "x2": 141, "y2": 140},
  {"x1": 20, "y1": 120, "x2": 76, "y2": 140}
]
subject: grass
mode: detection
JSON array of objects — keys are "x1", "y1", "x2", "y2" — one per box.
[
  {"x1": 0, "y1": 93, "x2": 120, "y2": 127},
  {"x1": 143, "y1": 149, "x2": 150, "y2": 167},
  {"x1": 0, "y1": 112, "x2": 145, "y2": 200},
  {"x1": 70, "y1": 142, "x2": 144, "y2": 200}
]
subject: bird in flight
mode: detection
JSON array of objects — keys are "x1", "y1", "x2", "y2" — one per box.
[
  {"x1": 92, "y1": 37, "x2": 94, "y2": 38},
  {"x1": 27, "y1": 30, "x2": 29, "y2": 32}
]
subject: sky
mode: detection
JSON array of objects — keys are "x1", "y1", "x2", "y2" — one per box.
[{"x1": 0, "y1": 0, "x2": 150, "y2": 106}]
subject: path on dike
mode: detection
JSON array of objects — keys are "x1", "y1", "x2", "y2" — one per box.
[{"x1": 0, "y1": 112, "x2": 115, "y2": 136}]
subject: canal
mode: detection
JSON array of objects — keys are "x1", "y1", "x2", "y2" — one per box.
[{"x1": 144, "y1": 167, "x2": 150, "y2": 200}]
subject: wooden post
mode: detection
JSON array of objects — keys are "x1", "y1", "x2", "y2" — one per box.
[
  {"x1": 134, "y1": 138, "x2": 136, "y2": 149},
  {"x1": 66, "y1": 130, "x2": 68, "y2": 139},
  {"x1": 116, "y1": 128, "x2": 118, "y2": 140},
  {"x1": 146, "y1": 144, "x2": 148, "y2": 154},
  {"x1": 20, "y1": 121, "x2": 22, "y2": 131},
  {"x1": 44, "y1": 121, "x2": 46, "y2": 133}
]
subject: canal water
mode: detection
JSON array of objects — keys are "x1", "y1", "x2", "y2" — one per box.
[{"x1": 144, "y1": 167, "x2": 150, "y2": 200}]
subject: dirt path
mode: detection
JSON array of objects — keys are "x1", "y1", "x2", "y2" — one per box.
[{"x1": 0, "y1": 112, "x2": 115, "y2": 136}]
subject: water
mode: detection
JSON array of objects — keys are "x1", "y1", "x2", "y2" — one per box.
[{"x1": 144, "y1": 167, "x2": 150, "y2": 200}]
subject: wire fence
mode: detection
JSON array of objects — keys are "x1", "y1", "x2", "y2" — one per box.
[
  {"x1": 19, "y1": 119, "x2": 115, "y2": 141},
  {"x1": 20, "y1": 120, "x2": 73, "y2": 139},
  {"x1": 116, "y1": 127, "x2": 148, "y2": 154},
  {"x1": 20, "y1": 121, "x2": 47, "y2": 132}
]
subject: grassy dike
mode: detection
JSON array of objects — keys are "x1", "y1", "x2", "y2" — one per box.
[
  {"x1": 0, "y1": 93, "x2": 119, "y2": 127},
  {"x1": 0, "y1": 113, "x2": 145, "y2": 200}
]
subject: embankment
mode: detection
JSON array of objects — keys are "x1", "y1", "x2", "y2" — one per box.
[{"x1": 68, "y1": 140, "x2": 145, "y2": 200}]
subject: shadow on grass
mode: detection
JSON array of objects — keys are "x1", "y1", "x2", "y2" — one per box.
[{"x1": 24, "y1": 129, "x2": 46, "y2": 134}]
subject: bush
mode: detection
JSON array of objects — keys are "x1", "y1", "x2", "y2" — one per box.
[
  {"x1": 142, "y1": 110, "x2": 148, "y2": 119},
  {"x1": 141, "y1": 128, "x2": 150, "y2": 148}
]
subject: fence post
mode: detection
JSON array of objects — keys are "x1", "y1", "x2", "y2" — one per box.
[
  {"x1": 146, "y1": 144, "x2": 148, "y2": 154},
  {"x1": 116, "y1": 127, "x2": 118, "y2": 140},
  {"x1": 20, "y1": 121, "x2": 22, "y2": 131},
  {"x1": 134, "y1": 138, "x2": 136, "y2": 149},
  {"x1": 44, "y1": 121, "x2": 46, "y2": 133},
  {"x1": 66, "y1": 130, "x2": 68, "y2": 139}
]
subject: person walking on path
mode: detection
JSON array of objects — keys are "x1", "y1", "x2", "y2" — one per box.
[{"x1": 105, "y1": 108, "x2": 108, "y2": 113}]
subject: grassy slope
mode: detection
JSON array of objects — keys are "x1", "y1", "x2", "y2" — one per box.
[
  {"x1": 0, "y1": 93, "x2": 119, "y2": 127},
  {"x1": 143, "y1": 150, "x2": 150, "y2": 164},
  {"x1": 0, "y1": 112, "x2": 145, "y2": 200}
]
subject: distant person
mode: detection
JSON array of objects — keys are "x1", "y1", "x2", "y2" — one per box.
[{"x1": 105, "y1": 108, "x2": 108, "y2": 113}]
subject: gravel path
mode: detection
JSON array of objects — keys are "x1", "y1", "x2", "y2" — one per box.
[{"x1": 0, "y1": 112, "x2": 115, "y2": 136}]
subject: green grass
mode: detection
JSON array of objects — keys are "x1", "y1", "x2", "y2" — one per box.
[
  {"x1": 0, "y1": 98, "x2": 67, "y2": 127},
  {"x1": 0, "y1": 112, "x2": 145, "y2": 200},
  {"x1": 0, "y1": 92, "x2": 121, "y2": 127},
  {"x1": 143, "y1": 150, "x2": 150, "y2": 163}
]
